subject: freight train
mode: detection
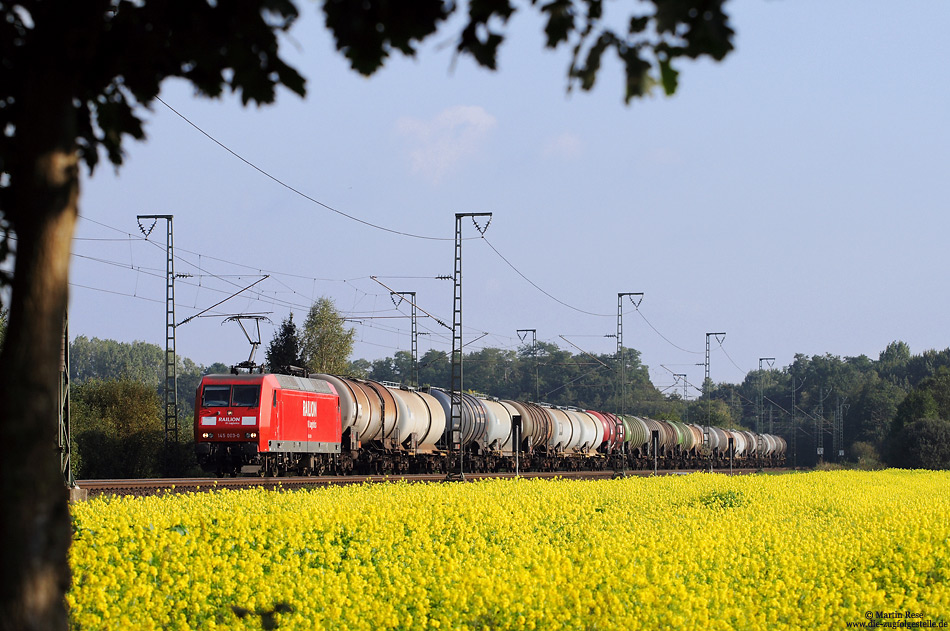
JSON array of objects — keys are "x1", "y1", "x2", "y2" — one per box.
[{"x1": 194, "y1": 372, "x2": 787, "y2": 477}]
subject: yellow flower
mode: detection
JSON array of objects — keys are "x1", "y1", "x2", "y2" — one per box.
[{"x1": 67, "y1": 471, "x2": 950, "y2": 630}]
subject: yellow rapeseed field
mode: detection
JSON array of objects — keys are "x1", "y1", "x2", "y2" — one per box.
[{"x1": 68, "y1": 470, "x2": 950, "y2": 630}]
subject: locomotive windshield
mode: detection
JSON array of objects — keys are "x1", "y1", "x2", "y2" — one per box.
[
  {"x1": 202, "y1": 385, "x2": 231, "y2": 407},
  {"x1": 232, "y1": 385, "x2": 260, "y2": 407},
  {"x1": 201, "y1": 384, "x2": 261, "y2": 407}
]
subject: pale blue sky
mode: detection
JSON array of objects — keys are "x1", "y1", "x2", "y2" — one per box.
[{"x1": 72, "y1": 1, "x2": 950, "y2": 396}]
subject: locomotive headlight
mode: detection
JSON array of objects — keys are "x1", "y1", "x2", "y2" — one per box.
[
  {"x1": 245, "y1": 432, "x2": 258, "y2": 439},
  {"x1": 201, "y1": 432, "x2": 213, "y2": 439}
]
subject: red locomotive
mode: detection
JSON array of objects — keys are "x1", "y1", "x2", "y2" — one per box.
[{"x1": 195, "y1": 373, "x2": 342, "y2": 477}]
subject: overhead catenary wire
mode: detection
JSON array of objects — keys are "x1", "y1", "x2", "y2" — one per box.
[
  {"x1": 156, "y1": 96, "x2": 459, "y2": 242},
  {"x1": 78, "y1": 215, "x2": 441, "y2": 290},
  {"x1": 481, "y1": 236, "x2": 611, "y2": 318},
  {"x1": 77, "y1": 102, "x2": 636, "y2": 332},
  {"x1": 634, "y1": 307, "x2": 702, "y2": 355},
  {"x1": 141, "y1": 99, "x2": 761, "y2": 395},
  {"x1": 71, "y1": 97, "x2": 717, "y2": 377},
  {"x1": 74, "y1": 215, "x2": 697, "y2": 384},
  {"x1": 71, "y1": 229, "x2": 392, "y2": 316},
  {"x1": 69, "y1": 236, "x2": 510, "y2": 363},
  {"x1": 178, "y1": 276, "x2": 270, "y2": 327},
  {"x1": 77, "y1": 101, "x2": 691, "y2": 360}
]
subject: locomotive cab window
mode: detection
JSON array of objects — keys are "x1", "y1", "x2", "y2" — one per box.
[
  {"x1": 202, "y1": 385, "x2": 231, "y2": 407},
  {"x1": 232, "y1": 385, "x2": 261, "y2": 407}
]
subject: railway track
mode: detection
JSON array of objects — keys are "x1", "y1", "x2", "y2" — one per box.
[{"x1": 74, "y1": 468, "x2": 781, "y2": 499}]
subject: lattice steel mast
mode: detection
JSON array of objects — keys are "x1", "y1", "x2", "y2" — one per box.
[
  {"x1": 59, "y1": 312, "x2": 72, "y2": 486},
  {"x1": 138, "y1": 215, "x2": 178, "y2": 469},
  {"x1": 448, "y1": 212, "x2": 491, "y2": 480},
  {"x1": 516, "y1": 328, "x2": 538, "y2": 401},
  {"x1": 392, "y1": 291, "x2": 419, "y2": 387},
  {"x1": 616, "y1": 293, "x2": 643, "y2": 418},
  {"x1": 702, "y1": 332, "x2": 726, "y2": 462}
]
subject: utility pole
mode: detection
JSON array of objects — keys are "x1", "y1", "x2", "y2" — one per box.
[
  {"x1": 703, "y1": 332, "x2": 726, "y2": 463},
  {"x1": 756, "y1": 357, "x2": 775, "y2": 458},
  {"x1": 614, "y1": 293, "x2": 642, "y2": 475},
  {"x1": 392, "y1": 291, "x2": 419, "y2": 387},
  {"x1": 790, "y1": 376, "x2": 805, "y2": 468},
  {"x1": 138, "y1": 214, "x2": 178, "y2": 474},
  {"x1": 704, "y1": 332, "x2": 726, "y2": 386},
  {"x1": 616, "y1": 293, "x2": 643, "y2": 416},
  {"x1": 834, "y1": 395, "x2": 848, "y2": 462},
  {"x1": 674, "y1": 373, "x2": 688, "y2": 423},
  {"x1": 756, "y1": 357, "x2": 775, "y2": 434},
  {"x1": 516, "y1": 329, "x2": 538, "y2": 401},
  {"x1": 59, "y1": 312, "x2": 72, "y2": 488},
  {"x1": 449, "y1": 212, "x2": 491, "y2": 480},
  {"x1": 816, "y1": 386, "x2": 832, "y2": 465}
]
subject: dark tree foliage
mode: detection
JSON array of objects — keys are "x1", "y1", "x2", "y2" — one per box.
[
  {"x1": 346, "y1": 358, "x2": 371, "y2": 379},
  {"x1": 70, "y1": 335, "x2": 164, "y2": 384},
  {"x1": 418, "y1": 349, "x2": 451, "y2": 389},
  {"x1": 71, "y1": 380, "x2": 163, "y2": 478},
  {"x1": 845, "y1": 375, "x2": 904, "y2": 448},
  {"x1": 892, "y1": 370, "x2": 950, "y2": 434},
  {"x1": 265, "y1": 313, "x2": 303, "y2": 373},
  {"x1": 889, "y1": 418, "x2": 950, "y2": 470},
  {"x1": 324, "y1": 0, "x2": 735, "y2": 102},
  {"x1": 877, "y1": 340, "x2": 912, "y2": 386}
]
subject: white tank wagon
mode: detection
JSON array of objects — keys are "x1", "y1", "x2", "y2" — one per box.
[
  {"x1": 566, "y1": 410, "x2": 604, "y2": 455},
  {"x1": 479, "y1": 398, "x2": 518, "y2": 453},
  {"x1": 550, "y1": 407, "x2": 576, "y2": 451}
]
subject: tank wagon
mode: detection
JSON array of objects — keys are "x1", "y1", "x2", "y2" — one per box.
[{"x1": 195, "y1": 373, "x2": 787, "y2": 477}]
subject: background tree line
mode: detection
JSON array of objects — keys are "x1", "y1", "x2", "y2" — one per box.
[
  {"x1": 689, "y1": 341, "x2": 950, "y2": 469},
  {"x1": 347, "y1": 338, "x2": 950, "y2": 470},
  {"x1": 267, "y1": 301, "x2": 949, "y2": 469},
  {"x1": 60, "y1": 289, "x2": 950, "y2": 478}
]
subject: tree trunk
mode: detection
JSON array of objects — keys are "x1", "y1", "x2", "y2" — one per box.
[{"x1": 0, "y1": 81, "x2": 78, "y2": 630}]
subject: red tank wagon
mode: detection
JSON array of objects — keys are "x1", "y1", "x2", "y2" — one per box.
[{"x1": 195, "y1": 373, "x2": 342, "y2": 476}]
